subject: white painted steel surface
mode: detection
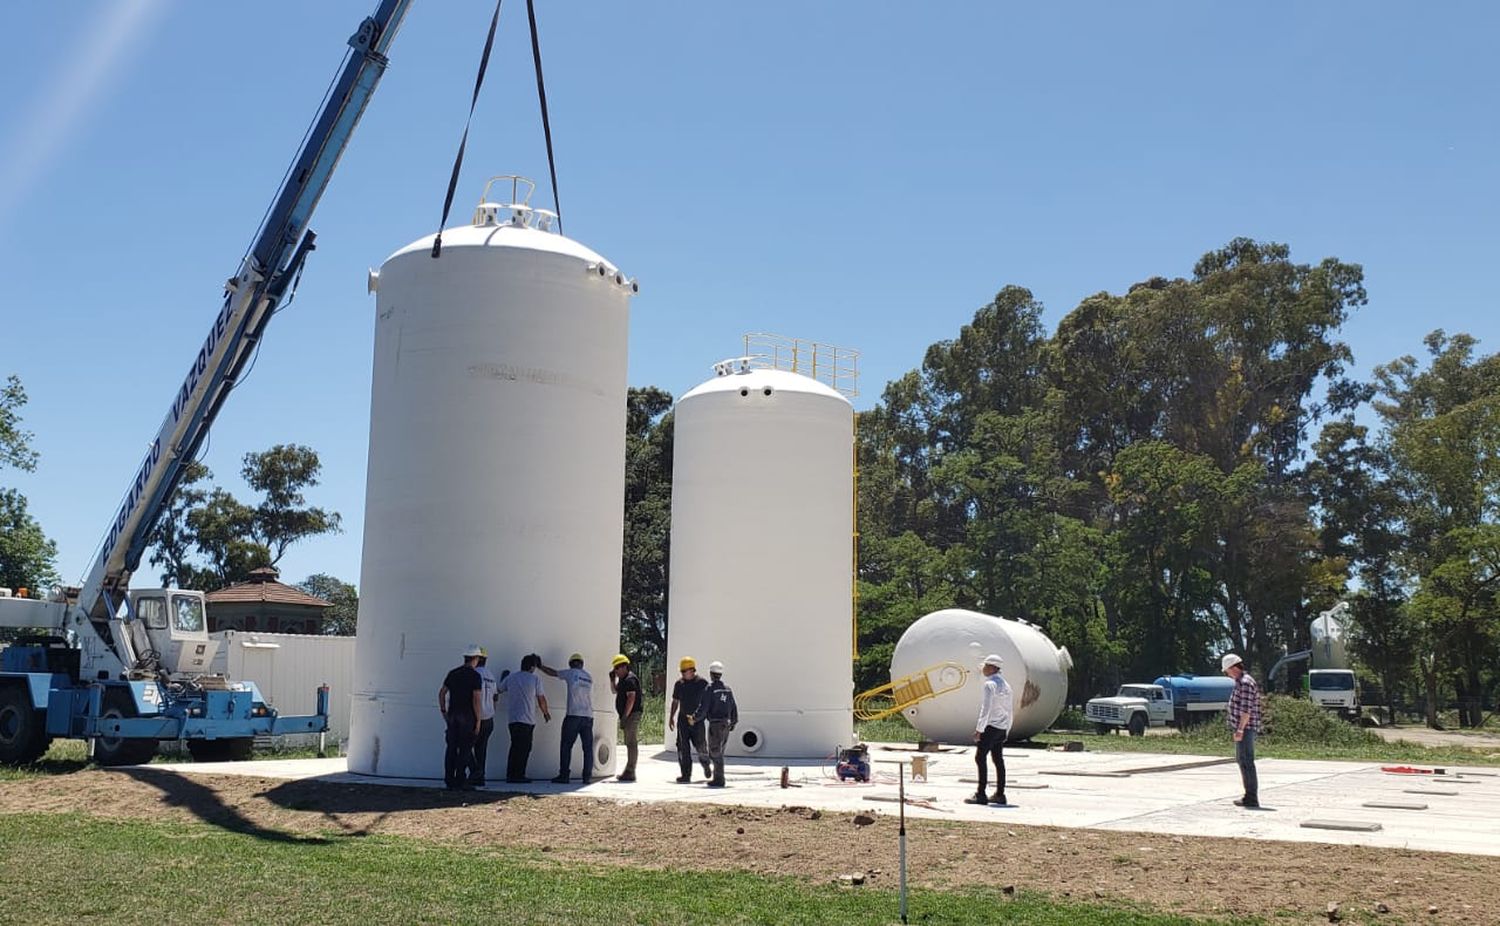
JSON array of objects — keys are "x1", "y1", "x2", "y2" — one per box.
[
  {"x1": 890, "y1": 609, "x2": 1072, "y2": 742},
  {"x1": 349, "y1": 200, "x2": 632, "y2": 779},
  {"x1": 666, "y1": 368, "x2": 854, "y2": 758},
  {"x1": 210, "y1": 631, "x2": 355, "y2": 745}
]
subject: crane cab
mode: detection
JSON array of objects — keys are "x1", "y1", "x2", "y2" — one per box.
[{"x1": 128, "y1": 590, "x2": 219, "y2": 677}]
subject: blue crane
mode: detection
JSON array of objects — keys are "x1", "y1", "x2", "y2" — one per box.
[{"x1": 0, "y1": 0, "x2": 414, "y2": 766}]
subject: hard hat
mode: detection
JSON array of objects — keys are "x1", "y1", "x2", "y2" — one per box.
[
  {"x1": 679, "y1": 656, "x2": 696, "y2": 671},
  {"x1": 1221, "y1": 653, "x2": 1243, "y2": 671},
  {"x1": 708, "y1": 660, "x2": 724, "y2": 674},
  {"x1": 569, "y1": 652, "x2": 584, "y2": 664},
  {"x1": 611, "y1": 654, "x2": 630, "y2": 668},
  {"x1": 462, "y1": 644, "x2": 483, "y2": 658},
  {"x1": 982, "y1": 653, "x2": 1004, "y2": 669}
]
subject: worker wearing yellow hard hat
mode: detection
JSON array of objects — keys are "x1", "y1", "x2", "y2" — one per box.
[
  {"x1": 669, "y1": 656, "x2": 713, "y2": 783},
  {"x1": 609, "y1": 653, "x2": 642, "y2": 782}
]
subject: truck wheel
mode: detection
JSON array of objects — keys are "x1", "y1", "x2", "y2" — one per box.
[
  {"x1": 93, "y1": 690, "x2": 158, "y2": 767},
  {"x1": 187, "y1": 738, "x2": 255, "y2": 762},
  {"x1": 0, "y1": 685, "x2": 50, "y2": 765},
  {"x1": 1127, "y1": 713, "x2": 1147, "y2": 737},
  {"x1": 1093, "y1": 723, "x2": 1111, "y2": 737}
]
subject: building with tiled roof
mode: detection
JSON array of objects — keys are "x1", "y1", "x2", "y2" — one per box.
[{"x1": 204, "y1": 566, "x2": 332, "y2": 634}]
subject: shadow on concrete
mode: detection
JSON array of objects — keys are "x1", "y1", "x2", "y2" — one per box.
[{"x1": 118, "y1": 766, "x2": 331, "y2": 845}]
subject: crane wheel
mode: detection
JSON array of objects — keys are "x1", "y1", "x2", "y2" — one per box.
[
  {"x1": 93, "y1": 689, "x2": 158, "y2": 767},
  {"x1": 0, "y1": 685, "x2": 50, "y2": 765}
]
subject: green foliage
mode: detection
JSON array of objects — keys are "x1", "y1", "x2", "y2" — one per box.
[
  {"x1": 0, "y1": 814, "x2": 1210, "y2": 925},
  {"x1": 0, "y1": 375, "x2": 57, "y2": 593},
  {"x1": 297, "y1": 573, "x2": 359, "y2": 634},
  {"x1": 0, "y1": 375, "x2": 39, "y2": 473},
  {"x1": 621, "y1": 387, "x2": 673, "y2": 660},
  {"x1": 146, "y1": 444, "x2": 341, "y2": 590},
  {"x1": 0, "y1": 487, "x2": 59, "y2": 592}
]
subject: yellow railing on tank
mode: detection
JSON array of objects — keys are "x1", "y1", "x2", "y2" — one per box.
[
  {"x1": 741, "y1": 332, "x2": 860, "y2": 399},
  {"x1": 853, "y1": 661, "x2": 970, "y2": 721}
]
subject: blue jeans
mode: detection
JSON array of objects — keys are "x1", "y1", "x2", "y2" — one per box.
[
  {"x1": 559, "y1": 714, "x2": 594, "y2": 781},
  {"x1": 1236, "y1": 728, "x2": 1258, "y2": 802}
]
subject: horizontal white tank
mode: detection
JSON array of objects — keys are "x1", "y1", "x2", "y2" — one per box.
[
  {"x1": 349, "y1": 185, "x2": 634, "y2": 780},
  {"x1": 666, "y1": 367, "x2": 854, "y2": 758},
  {"x1": 890, "y1": 608, "x2": 1072, "y2": 742}
]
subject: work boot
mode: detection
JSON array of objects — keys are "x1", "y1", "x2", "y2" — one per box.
[
  {"x1": 702, "y1": 762, "x2": 713, "y2": 778},
  {"x1": 550, "y1": 774, "x2": 570, "y2": 784},
  {"x1": 675, "y1": 775, "x2": 692, "y2": 784},
  {"x1": 963, "y1": 792, "x2": 988, "y2": 805},
  {"x1": 1233, "y1": 797, "x2": 1260, "y2": 808},
  {"x1": 615, "y1": 774, "x2": 635, "y2": 782},
  {"x1": 990, "y1": 792, "x2": 1007, "y2": 806}
]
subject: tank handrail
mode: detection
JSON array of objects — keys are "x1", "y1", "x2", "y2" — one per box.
[{"x1": 853, "y1": 660, "x2": 969, "y2": 721}]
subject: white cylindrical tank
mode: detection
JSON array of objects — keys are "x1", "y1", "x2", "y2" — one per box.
[
  {"x1": 666, "y1": 367, "x2": 854, "y2": 758},
  {"x1": 1310, "y1": 602, "x2": 1351, "y2": 670},
  {"x1": 890, "y1": 609, "x2": 1072, "y2": 742},
  {"x1": 348, "y1": 186, "x2": 634, "y2": 780}
]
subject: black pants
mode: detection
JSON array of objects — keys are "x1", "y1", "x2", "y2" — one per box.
[
  {"x1": 676, "y1": 718, "x2": 711, "y2": 779},
  {"x1": 976, "y1": 725, "x2": 1008, "y2": 798},
  {"x1": 507, "y1": 721, "x2": 535, "y2": 782},
  {"x1": 444, "y1": 714, "x2": 477, "y2": 788},
  {"x1": 471, "y1": 717, "x2": 495, "y2": 783}
]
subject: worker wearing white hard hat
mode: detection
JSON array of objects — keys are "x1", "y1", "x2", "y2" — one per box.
[
  {"x1": 966, "y1": 654, "x2": 1013, "y2": 807},
  {"x1": 538, "y1": 652, "x2": 595, "y2": 784},
  {"x1": 1221, "y1": 653, "x2": 1262, "y2": 809},
  {"x1": 437, "y1": 645, "x2": 485, "y2": 790},
  {"x1": 471, "y1": 647, "x2": 499, "y2": 787},
  {"x1": 701, "y1": 660, "x2": 739, "y2": 788}
]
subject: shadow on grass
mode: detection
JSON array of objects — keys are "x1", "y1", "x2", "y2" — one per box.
[
  {"x1": 119, "y1": 767, "x2": 334, "y2": 845},
  {"x1": 258, "y1": 777, "x2": 533, "y2": 838}
]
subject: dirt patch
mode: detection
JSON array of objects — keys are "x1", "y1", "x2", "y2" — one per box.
[{"x1": 4, "y1": 768, "x2": 1498, "y2": 923}]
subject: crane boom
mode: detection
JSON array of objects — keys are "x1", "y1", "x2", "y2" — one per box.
[{"x1": 78, "y1": 0, "x2": 413, "y2": 621}]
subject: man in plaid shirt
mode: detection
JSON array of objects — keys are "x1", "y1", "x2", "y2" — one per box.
[{"x1": 1222, "y1": 653, "x2": 1262, "y2": 808}]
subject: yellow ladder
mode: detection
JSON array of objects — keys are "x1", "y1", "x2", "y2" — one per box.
[{"x1": 853, "y1": 661, "x2": 969, "y2": 721}]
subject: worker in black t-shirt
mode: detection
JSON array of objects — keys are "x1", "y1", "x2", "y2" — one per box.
[
  {"x1": 609, "y1": 654, "x2": 643, "y2": 782},
  {"x1": 669, "y1": 656, "x2": 713, "y2": 783},
  {"x1": 438, "y1": 645, "x2": 485, "y2": 790}
]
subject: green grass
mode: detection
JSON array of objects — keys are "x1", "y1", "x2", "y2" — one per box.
[{"x1": 0, "y1": 813, "x2": 1223, "y2": 925}]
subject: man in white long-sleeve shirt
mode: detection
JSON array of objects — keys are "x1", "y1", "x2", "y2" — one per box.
[{"x1": 966, "y1": 653, "x2": 1013, "y2": 806}]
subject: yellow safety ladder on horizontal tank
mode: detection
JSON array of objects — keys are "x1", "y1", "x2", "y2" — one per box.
[{"x1": 853, "y1": 661, "x2": 969, "y2": 721}]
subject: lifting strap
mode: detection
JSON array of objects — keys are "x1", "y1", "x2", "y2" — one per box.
[
  {"x1": 432, "y1": 0, "x2": 504, "y2": 259},
  {"x1": 526, "y1": 0, "x2": 563, "y2": 233}
]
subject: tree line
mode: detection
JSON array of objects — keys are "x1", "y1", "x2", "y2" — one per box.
[{"x1": 6, "y1": 236, "x2": 1496, "y2": 726}]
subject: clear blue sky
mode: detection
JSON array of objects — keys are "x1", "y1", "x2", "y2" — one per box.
[{"x1": 2, "y1": 1, "x2": 1496, "y2": 591}]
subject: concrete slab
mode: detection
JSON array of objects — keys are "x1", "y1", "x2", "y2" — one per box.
[{"x1": 156, "y1": 742, "x2": 1500, "y2": 857}]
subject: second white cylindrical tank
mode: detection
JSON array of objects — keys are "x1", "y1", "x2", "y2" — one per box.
[
  {"x1": 889, "y1": 609, "x2": 1072, "y2": 742},
  {"x1": 666, "y1": 367, "x2": 854, "y2": 758},
  {"x1": 348, "y1": 191, "x2": 633, "y2": 780}
]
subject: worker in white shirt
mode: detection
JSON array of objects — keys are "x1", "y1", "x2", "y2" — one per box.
[
  {"x1": 966, "y1": 653, "x2": 1013, "y2": 806},
  {"x1": 539, "y1": 652, "x2": 594, "y2": 783},
  {"x1": 496, "y1": 653, "x2": 551, "y2": 784},
  {"x1": 471, "y1": 648, "x2": 500, "y2": 786}
]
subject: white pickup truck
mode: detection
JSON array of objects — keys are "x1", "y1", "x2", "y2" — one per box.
[{"x1": 1085, "y1": 675, "x2": 1234, "y2": 736}]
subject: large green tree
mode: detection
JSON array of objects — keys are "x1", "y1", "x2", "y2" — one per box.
[
  {"x1": 620, "y1": 387, "x2": 674, "y2": 661},
  {"x1": 147, "y1": 444, "x2": 341, "y2": 590},
  {"x1": 1372, "y1": 331, "x2": 1500, "y2": 726},
  {"x1": 298, "y1": 573, "x2": 359, "y2": 635},
  {"x1": 0, "y1": 375, "x2": 57, "y2": 593}
]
